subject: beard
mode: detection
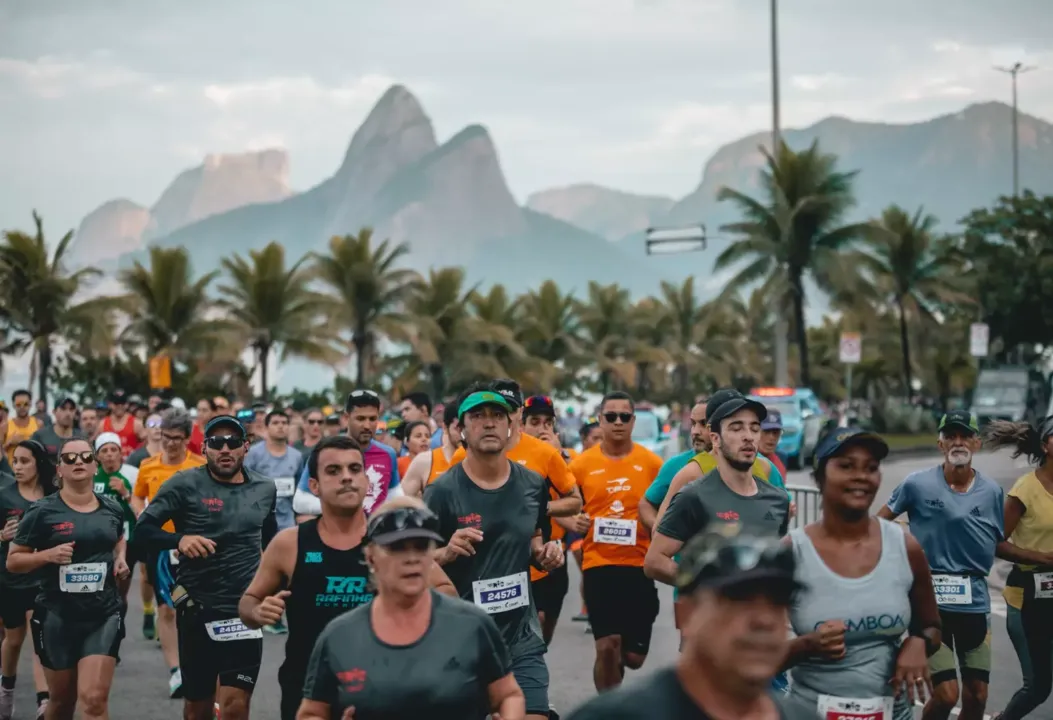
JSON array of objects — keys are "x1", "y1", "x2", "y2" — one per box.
[
  {"x1": 720, "y1": 444, "x2": 754, "y2": 472},
  {"x1": 947, "y1": 449, "x2": 973, "y2": 467},
  {"x1": 208, "y1": 457, "x2": 243, "y2": 479}
]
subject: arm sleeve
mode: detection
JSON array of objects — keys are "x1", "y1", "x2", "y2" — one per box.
[
  {"x1": 135, "y1": 482, "x2": 186, "y2": 551},
  {"x1": 886, "y1": 479, "x2": 912, "y2": 515},
  {"x1": 423, "y1": 482, "x2": 455, "y2": 543},
  {"x1": 477, "y1": 613, "x2": 512, "y2": 684},
  {"x1": 656, "y1": 488, "x2": 707, "y2": 542},
  {"x1": 301, "y1": 630, "x2": 339, "y2": 703},
  {"x1": 536, "y1": 477, "x2": 550, "y2": 534},
  {"x1": 547, "y1": 451, "x2": 574, "y2": 495}
]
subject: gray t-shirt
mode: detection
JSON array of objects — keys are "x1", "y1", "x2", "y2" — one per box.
[
  {"x1": 424, "y1": 461, "x2": 548, "y2": 658},
  {"x1": 243, "y1": 442, "x2": 302, "y2": 530},
  {"x1": 303, "y1": 590, "x2": 510, "y2": 718},
  {"x1": 886, "y1": 465, "x2": 1004, "y2": 613},
  {"x1": 126, "y1": 445, "x2": 153, "y2": 468},
  {"x1": 29, "y1": 426, "x2": 83, "y2": 460},
  {"x1": 138, "y1": 465, "x2": 277, "y2": 614},
  {"x1": 658, "y1": 469, "x2": 790, "y2": 542}
]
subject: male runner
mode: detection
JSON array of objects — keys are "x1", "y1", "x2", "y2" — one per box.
[
  {"x1": 30, "y1": 397, "x2": 81, "y2": 459},
  {"x1": 758, "y1": 409, "x2": 788, "y2": 478},
  {"x1": 400, "y1": 401, "x2": 461, "y2": 497},
  {"x1": 134, "y1": 414, "x2": 277, "y2": 720},
  {"x1": 130, "y1": 409, "x2": 204, "y2": 693},
  {"x1": 878, "y1": 411, "x2": 1003, "y2": 720},
  {"x1": 101, "y1": 389, "x2": 143, "y2": 459},
  {"x1": 239, "y1": 434, "x2": 456, "y2": 720},
  {"x1": 638, "y1": 400, "x2": 708, "y2": 531},
  {"x1": 424, "y1": 389, "x2": 564, "y2": 720},
  {"x1": 399, "y1": 391, "x2": 443, "y2": 448},
  {"x1": 292, "y1": 389, "x2": 399, "y2": 519},
  {"x1": 567, "y1": 391, "x2": 664, "y2": 691},
  {"x1": 3, "y1": 391, "x2": 38, "y2": 465},
  {"x1": 77, "y1": 406, "x2": 101, "y2": 445}
]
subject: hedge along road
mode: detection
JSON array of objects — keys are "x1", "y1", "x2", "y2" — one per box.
[{"x1": 2, "y1": 449, "x2": 1044, "y2": 719}]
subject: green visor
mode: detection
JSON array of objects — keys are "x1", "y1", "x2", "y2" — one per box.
[{"x1": 457, "y1": 391, "x2": 512, "y2": 420}]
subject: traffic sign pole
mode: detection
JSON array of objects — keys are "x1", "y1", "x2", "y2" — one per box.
[{"x1": 839, "y1": 332, "x2": 862, "y2": 405}]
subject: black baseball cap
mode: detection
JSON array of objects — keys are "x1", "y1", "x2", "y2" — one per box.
[
  {"x1": 813, "y1": 427, "x2": 889, "y2": 468},
  {"x1": 204, "y1": 414, "x2": 246, "y2": 437},
  {"x1": 54, "y1": 396, "x2": 77, "y2": 410},
  {"x1": 325, "y1": 412, "x2": 341, "y2": 425},
  {"x1": 345, "y1": 389, "x2": 381, "y2": 412},
  {"x1": 938, "y1": 410, "x2": 979, "y2": 436},
  {"x1": 675, "y1": 530, "x2": 803, "y2": 598},
  {"x1": 489, "y1": 379, "x2": 523, "y2": 410},
  {"x1": 366, "y1": 505, "x2": 444, "y2": 546},
  {"x1": 522, "y1": 395, "x2": 556, "y2": 418},
  {"x1": 706, "y1": 389, "x2": 767, "y2": 429},
  {"x1": 108, "y1": 389, "x2": 128, "y2": 404}
]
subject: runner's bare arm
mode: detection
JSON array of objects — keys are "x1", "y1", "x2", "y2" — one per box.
[
  {"x1": 427, "y1": 560, "x2": 458, "y2": 597},
  {"x1": 904, "y1": 530, "x2": 942, "y2": 654},
  {"x1": 876, "y1": 506, "x2": 898, "y2": 521},
  {"x1": 134, "y1": 417, "x2": 145, "y2": 440},
  {"x1": 638, "y1": 497, "x2": 659, "y2": 532},
  {"x1": 6, "y1": 542, "x2": 63, "y2": 573},
  {"x1": 400, "y1": 452, "x2": 432, "y2": 498},
  {"x1": 240, "y1": 526, "x2": 296, "y2": 628},
  {"x1": 651, "y1": 461, "x2": 703, "y2": 531},
  {"x1": 643, "y1": 532, "x2": 683, "y2": 585},
  {"x1": 997, "y1": 495, "x2": 1053, "y2": 565},
  {"x1": 488, "y1": 673, "x2": 526, "y2": 719},
  {"x1": 295, "y1": 699, "x2": 329, "y2": 720},
  {"x1": 546, "y1": 485, "x2": 581, "y2": 517}
]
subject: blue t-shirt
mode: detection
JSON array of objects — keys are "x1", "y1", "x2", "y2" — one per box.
[
  {"x1": 886, "y1": 465, "x2": 1005, "y2": 613},
  {"x1": 644, "y1": 450, "x2": 695, "y2": 507},
  {"x1": 430, "y1": 426, "x2": 443, "y2": 449},
  {"x1": 244, "y1": 442, "x2": 303, "y2": 531}
]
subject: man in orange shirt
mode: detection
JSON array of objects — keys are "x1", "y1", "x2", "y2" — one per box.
[
  {"x1": 130, "y1": 408, "x2": 205, "y2": 699},
  {"x1": 568, "y1": 391, "x2": 663, "y2": 692}
]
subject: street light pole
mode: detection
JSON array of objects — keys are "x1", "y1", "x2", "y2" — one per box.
[
  {"x1": 994, "y1": 62, "x2": 1035, "y2": 197},
  {"x1": 771, "y1": 0, "x2": 789, "y2": 387}
]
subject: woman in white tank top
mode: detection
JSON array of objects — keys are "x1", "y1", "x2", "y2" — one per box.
[{"x1": 779, "y1": 428, "x2": 942, "y2": 720}]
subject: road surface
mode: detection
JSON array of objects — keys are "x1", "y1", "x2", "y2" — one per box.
[{"x1": 2, "y1": 449, "x2": 1044, "y2": 719}]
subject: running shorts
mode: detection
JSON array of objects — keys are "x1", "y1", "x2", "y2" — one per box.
[
  {"x1": 277, "y1": 662, "x2": 305, "y2": 720},
  {"x1": 176, "y1": 604, "x2": 263, "y2": 701},
  {"x1": 31, "y1": 605, "x2": 123, "y2": 671},
  {"x1": 0, "y1": 586, "x2": 38, "y2": 629},
  {"x1": 532, "y1": 562, "x2": 569, "y2": 618},
  {"x1": 511, "y1": 648, "x2": 550, "y2": 716},
  {"x1": 929, "y1": 610, "x2": 991, "y2": 685},
  {"x1": 582, "y1": 565, "x2": 659, "y2": 655}
]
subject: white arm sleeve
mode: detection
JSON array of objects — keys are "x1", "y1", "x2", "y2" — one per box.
[{"x1": 292, "y1": 487, "x2": 322, "y2": 516}]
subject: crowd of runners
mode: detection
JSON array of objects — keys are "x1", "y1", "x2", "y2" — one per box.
[{"x1": 0, "y1": 380, "x2": 1050, "y2": 719}]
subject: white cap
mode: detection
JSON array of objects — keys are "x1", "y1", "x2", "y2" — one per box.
[
  {"x1": 170, "y1": 397, "x2": 187, "y2": 410},
  {"x1": 94, "y1": 432, "x2": 122, "y2": 453}
]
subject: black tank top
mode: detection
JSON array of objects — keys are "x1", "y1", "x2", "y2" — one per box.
[{"x1": 282, "y1": 518, "x2": 373, "y2": 678}]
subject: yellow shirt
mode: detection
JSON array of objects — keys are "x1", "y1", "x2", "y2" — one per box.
[
  {"x1": 134, "y1": 453, "x2": 206, "y2": 532},
  {"x1": 1004, "y1": 471, "x2": 1053, "y2": 608},
  {"x1": 691, "y1": 451, "x2": 772, "y2": 482},
  {"x1": 5, "y1": 417, "x2": 40, "y2": 463}
]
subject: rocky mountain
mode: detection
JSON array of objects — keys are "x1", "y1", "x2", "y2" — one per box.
[
  {"x1": 117, "y1": 86, "x2": 665, "y2": 296},
  {"x1": 526, "y1": 184, "x2": 674, "y2": 241},
  {"x1": 71, "y1": 149, "x2": 292, "y2": 264}
]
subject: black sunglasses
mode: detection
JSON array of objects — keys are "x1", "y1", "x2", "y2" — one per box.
[
  {"x1": 602, "y1": 412, "x2": 634, "y2": 424},
  {"x1": 306, "y1": 419, "x2": 324, "y2": 425},
  {"x1": 60, "y1": 451, "x2": 95, "y2": 466},
  {"x1": 366, "y1": 506, "x2": 441, "y2": 543},
  {"x1": 205, "y1": 435, "x2": 246, "y2": 451}
]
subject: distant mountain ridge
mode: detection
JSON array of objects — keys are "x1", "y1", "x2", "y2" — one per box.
[{"x1": 526, "y1": 184, "x2": 674, "y2": 241}]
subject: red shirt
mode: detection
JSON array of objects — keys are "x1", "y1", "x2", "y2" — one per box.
[
  {"x1": 189, "y1": 423, "x2": 204, "y2": 455},
  {"x1": 101, "y1": 414, "x2": 141, "y2": 458},
  {"x1": 764, "y1": 451, "x2": 788, "y2": 480}
]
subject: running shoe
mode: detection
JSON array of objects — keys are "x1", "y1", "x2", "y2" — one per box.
[
  {"x1": 263, "y1": 620, "x2": 288, "y2": 635},
  {"x1": 169, "y1": 669, "x2": 184, "y2": 699},
  {"x1": 572, "y1": 612, "x2": 588, "y2": 622},
  {"x1": 0, "y1": 686, "x2": 13, "y2": 720},
  {"x1": 142, "y1": 611, "x2": 156, "y2": 640}
]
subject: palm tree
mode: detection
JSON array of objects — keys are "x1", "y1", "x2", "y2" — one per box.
[
  {"x1": 715, "y1": 141, "x2": 871, "y2": 386},
  {"x1": 516, "y1": 281, "x2": 581, "y2": 393},
  {"x1": 0, "y1": 211, "x2": 113, "y2": 404},
  {"x1": 856, "y1": 205, "x2": 971, "y2": 395},
  {"x1": 312, "y1": 229, "x2": 420, "y2": 387},
  {"x1": 218, "y1": 242, "x2": 343, "y2": 400},
  {"x1": 575, "y1": 282, "x2": 632, "y2": 394},
  {"x1": 118, "y1": 246, "x2": 231, "y2": 368},
  {"x1": 627, "y1": 297, "x2": 672, "y2": 397}
]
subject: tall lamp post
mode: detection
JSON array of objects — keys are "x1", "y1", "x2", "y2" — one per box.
[
  {"x1": 770, "y1": 0, "x2": 789, "y2": 387},
  {"x1": 994, "y1": 62, "x2": 1035, "y2": 197}
]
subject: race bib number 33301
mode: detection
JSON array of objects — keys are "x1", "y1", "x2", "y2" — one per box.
[
  {"x1": 817, "y1": 694, "x2": 893, "y2": 720},
  {"x1": 932, "y1": 574, "x2": 972, "y2": 606}
]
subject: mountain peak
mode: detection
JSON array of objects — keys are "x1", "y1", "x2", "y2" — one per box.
[{"x1": 336, "y1": 84, "x2": 437, "y2": 176}]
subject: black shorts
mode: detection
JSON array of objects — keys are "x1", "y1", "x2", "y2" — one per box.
[
  {"x1": 176, "y1": 605, "x2": 263, "y2": 701},
  {"x1": 583, "y1": 565, "x2": 659, "y2": 655},
  {"x1": 532, "y1": 563, "x2": 569, "y2": 618},
  {"x1": 31, "y1": 605, "x2": 123, "y2": 671},
  {"x1": 0, "y1": 586, "x2": 38, "y2": 629},
  {"x1": 278, "y1": 663, "x2": 305, "y2": 720}
]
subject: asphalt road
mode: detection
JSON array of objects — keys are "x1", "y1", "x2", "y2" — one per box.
[{"x1": 1, "y1": 449, "x2": 1046, "y2": 719}]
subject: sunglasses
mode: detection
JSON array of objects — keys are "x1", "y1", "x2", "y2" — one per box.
[
  {"x1": 602, "y1": 412, "x2": 634, "y2": 424},
  {"x1": 146, "y1": 418, "x2": 162, "y2": 428},
  {"x1": 162, "y1": 432, "x2": 188, "y2": 443},
  {"x1": 366, "y1": 505, "x2": 441, "y2": 543},
  {"x1": 60, "y1": 451, "x2": 95, "y2": 466},
  {"x1": 349, "y1": 389, "x2": 379, "y2": 399},
  {"x1": 205, "y1": 435, "x2": 246, "y2": 451},
  {"x1": 306, "y1": 419, "x2": 324, "y2": 425},
  {"x1": 523, "y1": 395, "x2": 554, "y2": 409}
]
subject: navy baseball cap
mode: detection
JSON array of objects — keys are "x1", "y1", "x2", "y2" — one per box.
[
  {"x1": 204, "y1": 414, "x2": 246, "y2": 437},
  {"x1": 761, "y1": 410, "x2": 783, "y2": 431},
  {"x1": 813, "y1": 427, "x2": 889, "y2": 468},
  {"x1": 489, "y1": 379, "x2": 523, "y2": 409}
]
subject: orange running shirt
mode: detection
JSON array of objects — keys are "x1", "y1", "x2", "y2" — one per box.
[
  {"x1": 570, "y1": 443, "x2": 663, "y2": 571},
  {"x1": 397, "y1": 455, "x2": 412, "y2": 478},
  {"x1": 426, "y1": 448, "x2": 452, "y2": 486},
  {"x1": 135, "y1": 453, "x2": 206, "y2": 532}
]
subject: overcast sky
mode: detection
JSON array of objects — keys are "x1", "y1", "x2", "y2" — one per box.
[{"x1": 2, "y1": 0, "x2": 1052, "y2": 238}]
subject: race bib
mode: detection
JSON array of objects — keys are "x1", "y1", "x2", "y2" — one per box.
[
  {"x1": 472, "y1": 572, "x2": 530, "y2": 614},
  {"x1": 932, "y1": 574, "x2": 972, "y2": 606},
  {"x1": 1034, "y1": 571, "x2": 1053, "y2": 599},
  {"x1": 93, "y1": 482, "x2": 107, "y2": 495},
  {"x1": 817, "y1": 694, "x2": 893, "y2": 720},
  {"x1": 59, "y1": 562, "x2": 107, "y2": 593},
  {"x1": 593, "y1": 517, "x2": 637, "y2": 546},
  {"x1": 204, "y1": 618, "x2": 264, "y2": 642},
  {"x1": 169, "y1": 549, "x2": 180, "y2": 566},
  {"x1": 273, "y1": 477, "x2": 295, "y2": 498}
]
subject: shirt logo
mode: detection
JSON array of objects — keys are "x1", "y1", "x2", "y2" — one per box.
[
  {"x1": 316, "y1": 576, "x2": 373, "y2": 609},
  {"x1": 337, "y1": 668, "x2": 367, "y2": 693},
  {"x1": 52, "y1": 522, "x2": 74, "y2": 536},
  {"x1": 715, "y1": 510, "x2": 740, "y2": 521},
  {"x1": 589, "y1": 468, "x2": 605, "y2": 475},
  {"x1": 606, "y1": 478, "x2": 630, "y2": 494},
  {"x1": 610, "y1": 500, "x2": 625, "y2": 515},
  {"x1": 305, "y1": 552, "x2": 323, "y2": 563},
  {"x1": 764, "y1": 510, "x2": 776, "y2": 520},
  {"x1": 201, "y1": 498, "x2": 224, "y2": 512},
  {"x1": 924, "y1": 498, "x2": 945, "y2": 509},
  {"x1": 970, "y1": 506, "x2": 983, "y2": 518},
  {"x1": 458, "y1": 513, "x2": 482, "y2": 529}
]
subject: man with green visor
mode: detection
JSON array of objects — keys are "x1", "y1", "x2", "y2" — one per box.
[
  {"x1": 425, "y1": 386, "x2": 564, "y2": 720},
  {"x1": 879, "y1": 410, "x2": 1003, "y2": 720}
]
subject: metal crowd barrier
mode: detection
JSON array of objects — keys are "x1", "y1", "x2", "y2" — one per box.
[{"x1": 785, "y1": 484, "x2": 822, "y2": 530}]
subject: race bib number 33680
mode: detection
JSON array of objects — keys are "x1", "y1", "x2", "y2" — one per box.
[{"x1": 59, "y1": 562, "x2": 107, "y2": 593}]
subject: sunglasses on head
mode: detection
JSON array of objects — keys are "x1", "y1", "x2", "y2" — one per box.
[
  {"x1": 60, "y1": 451, "x2": 95, "y2": 466},
  {"x1": 366, "y1": 505, "x2": 440, "y2": 543},
  {"x1": 602, "y1": 411, "x2": 633, "y2": 423},
  {"x1": 205, "y1": 435, "x2": 246, "y2": 451},
  {"x1": 523, "y1": 395, "x2": 554, "y2": 409},
  {"x1": 350, "y1": 389, "x2": 379, "y2": 399},
  {"x1": 146, "y1": 418, "x2": 162, "y2": 428}
]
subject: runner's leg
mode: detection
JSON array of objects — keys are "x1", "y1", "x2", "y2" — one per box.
[
  {"x1": 74, "y1": 655, "x2": 117, "y2": 720},
  {"x1": 1000, "y1": 598, "x2": 1053, "y2": 719}
]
